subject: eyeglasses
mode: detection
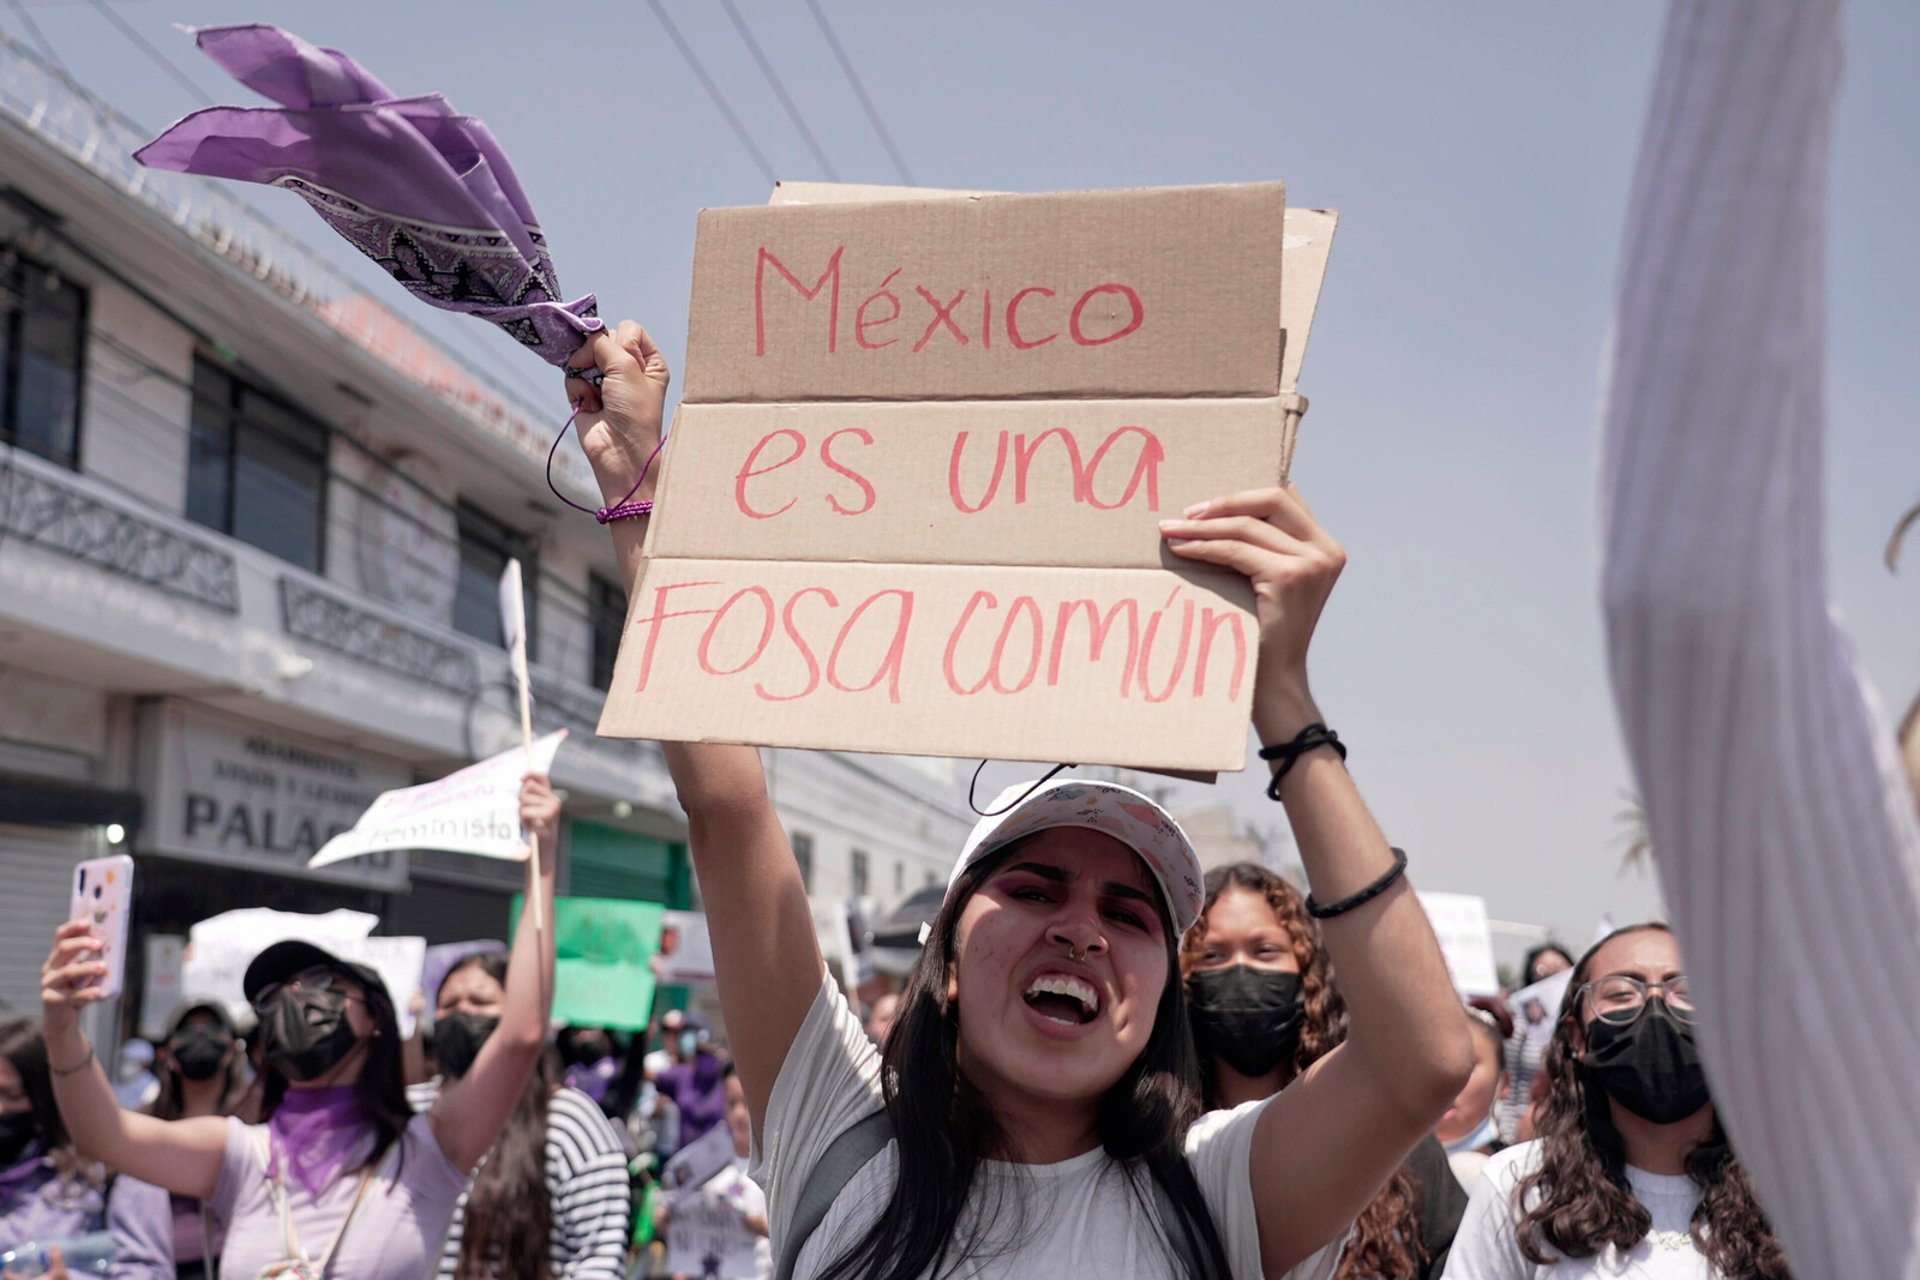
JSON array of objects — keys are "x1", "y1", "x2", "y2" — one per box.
[
  {"x1": 1579, "y1": 973, "x2": 1695, "y2": 1026},
  {"x1": 252, "y1": 965, "x2": 357, "y2": 1015}
]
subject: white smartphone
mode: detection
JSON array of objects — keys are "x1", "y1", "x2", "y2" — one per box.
[{"x1": 70, "y1": 855, "x2": 134, "y2": 1001}]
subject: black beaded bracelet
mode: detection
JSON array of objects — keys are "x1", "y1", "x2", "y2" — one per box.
[
  {"x1": 1305, "y1": 846, "x2": 1409, "y2": 920},
  {"x1": 1258, "y1": 722, "x2": 1347, "y2": 802}
]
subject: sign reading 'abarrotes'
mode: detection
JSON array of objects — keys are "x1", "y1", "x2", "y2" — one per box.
[{"x1": 600, "y1": 182, "x2": 1338, "y2": 774}]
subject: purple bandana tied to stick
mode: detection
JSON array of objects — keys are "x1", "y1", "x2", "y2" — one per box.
[
  {"x1": 268, "y1": 1085, "x2": 375, "y2": 1199},
  {"x1": 134, "y1": 24, "x2": 601, "y2": 366}
]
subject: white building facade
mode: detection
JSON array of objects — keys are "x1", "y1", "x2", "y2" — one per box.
[{"x1": 0, "y1": 33, "x2": 969, "y2": 1023}]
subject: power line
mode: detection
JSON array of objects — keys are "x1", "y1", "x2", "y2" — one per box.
[
  {"x1": 644, "y1": 0, "x2": 778, "y2": 186},
  {"x1": 85, "y1": 0, "x2": 213, "y2": 107},
  {"x1": 803, "y1": 0, "x2": 914, "y2": 186},
  {"x1": 717, "y1": 0, "x2": 838, "y2": 182},
  {"x1": 4, "y1": 0, "x2": 69, "y2": 73}
]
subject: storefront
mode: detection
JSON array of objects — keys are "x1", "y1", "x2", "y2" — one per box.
[{"x1": 127, "y1": 699, "x2": 414, "y2": 1033}]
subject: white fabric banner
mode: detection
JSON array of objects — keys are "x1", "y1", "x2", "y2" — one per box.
[{"x1": 308, "y1": 730, "x2": 567, "y2": 869}]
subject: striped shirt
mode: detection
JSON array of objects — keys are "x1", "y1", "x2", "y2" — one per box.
[
  {"x1": 1600, "y1": 3, "x2": 1920, "y2": 1278},
  {"x1": 423, "y1": 1084, "x2": 632, "y2": 1280}
]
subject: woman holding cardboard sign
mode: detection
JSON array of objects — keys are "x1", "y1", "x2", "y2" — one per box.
[
  {"x1": 35, "y1": 775, "x2": 562, "y2": 1280},
  {"x1": 569, "y1": 321, "x2": 1471, "y2": 1279}
]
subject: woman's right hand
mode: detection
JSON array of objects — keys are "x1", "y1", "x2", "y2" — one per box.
[
  {"x1": 41, "y1": 920, "x2": 106, "y2": 1032},
  {"x1": 565, "y1": 320, "x2": 671, "y2": 507}
]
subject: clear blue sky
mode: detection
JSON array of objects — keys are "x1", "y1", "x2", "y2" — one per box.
[{"x1": 16, "y1": 0, "x2": 1919, "y2": 950}]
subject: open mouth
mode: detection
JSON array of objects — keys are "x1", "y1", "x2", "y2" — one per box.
[{"x1": 1024, "y1": 973, "x2": 1100, "y2": 1025}]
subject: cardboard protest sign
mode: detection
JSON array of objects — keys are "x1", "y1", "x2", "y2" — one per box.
[
  {"x1": 184, "y1": 909, "x2": 427, "y2": 1035},
  {"x1": 661, "y1": 1120, "x2": 737, "y2": 1195},
  {"x1": 308, "y1": 730, "x2": 567, "y2": 868},
  {"x1": 514, "y1": 894, "x2": 664, "y2": 1030},
  {"x1": 601, "y1": 181, "x2": 1336, "y2": 773},
  {"x1": 1416, "y1": 892, "x2": 1502, "y2": 998}
]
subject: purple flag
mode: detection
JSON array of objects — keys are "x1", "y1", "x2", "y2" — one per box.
[{"x1": 136, "y1": 24, "x2": 601, "y2": 366}]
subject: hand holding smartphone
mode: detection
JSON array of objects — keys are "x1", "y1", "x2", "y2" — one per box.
[{"x1": 68, "y1": 855, "x2": 134, "y2": 1000}]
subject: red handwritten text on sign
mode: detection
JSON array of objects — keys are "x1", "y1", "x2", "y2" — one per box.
[
  {"x1": 626, "y1": 577, "x2": 1248, "y2": 708},
  {"x1": 754, "y1": 247, "x2": 1146, "y2": 358}
]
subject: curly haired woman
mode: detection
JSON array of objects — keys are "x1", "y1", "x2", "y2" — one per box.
[
  {"x1": 1182, "y1": 862, "x2": 1465, "y2": 1280},
  {"x1": 1442, "y1": 925, "x2": 1788, "y2": 1278}
]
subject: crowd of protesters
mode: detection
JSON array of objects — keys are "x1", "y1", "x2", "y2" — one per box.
[{"x1": 1, "y1": 0, "x2": 1897, "y2": 1275}]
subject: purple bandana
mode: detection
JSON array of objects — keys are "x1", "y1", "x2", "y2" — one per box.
[
  {"x1": 134, "y1": 24, "x2": 601, "y2": 366},
  {"x1": 0, "y1": 1139, "x2": 50, "y2": 1195},
  {"x1": 268, "y1": 1085, "x2": 374, "y2": 1200}
]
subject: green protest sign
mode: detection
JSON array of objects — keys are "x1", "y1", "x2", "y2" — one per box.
[{"x1": 512, "y1": 894, "x2": 665, "y2": 1030}]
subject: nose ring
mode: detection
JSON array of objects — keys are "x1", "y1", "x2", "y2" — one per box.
[{"x1": 1067, "y1": 945, "x2": 1087, "y2": 964}]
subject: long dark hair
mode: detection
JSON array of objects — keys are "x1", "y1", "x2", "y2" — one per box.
[
  {"x1": 1179, "y1": 862, "x2": 1426, "y2": 1280},
  {"x1": 1516, "y1": 923, "x2": 1790, "y2": 1276},
  {"x1": 819, "y1": 840, "x2": 1231, "y2": 1280},
  {"x1": 0, "y1": 1017, "x2": 101, "y2": 1187},
  {"x1": 439, "y1": 952, "x2": 557, "y2": 1280},
  {"x1": 258, "y1": 966, "x2": 413, "y2": 1176},
  {"x1": 151, "y1": 1003, "x2": 247, "y2": 1122}
]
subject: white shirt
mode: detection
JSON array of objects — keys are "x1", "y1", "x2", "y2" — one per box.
[
  {"x1": 752, "y1": 975, "x2": 1345, "y2": 1280},
  {"x1": 1600, "y1": 2, "x2": 1920, "y2": 1278},
  {"x1": 697, "y1": 1157, "x2": 774, "y2": 1280},
  {"x1": 1443, "y1": 1143, "x2": 1710, "y2": 1279}
]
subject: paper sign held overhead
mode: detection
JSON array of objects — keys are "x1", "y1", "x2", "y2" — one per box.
[
  {"x1": 1417, "y1": 892, "x2": 1502, "y2": 998},
  {"x1": 603, "y1": 180, "x2": 1338, "y2": 773},
  {"x1": 308, "y1": 730, "x2": 567, "y2": 868}
]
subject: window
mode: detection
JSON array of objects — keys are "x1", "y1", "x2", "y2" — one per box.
[
  {"x1": 851, "y1": 848, "x2": 870, "y2": 898},
  {"x1": 791, "y1": 832, "x2": 814, "y2": 892},
  {"x1": 187, "y1": 358, "x2": 327, "y2": 571},
  {"x1": 452, "y1": 501, "x2": 538, "y2": 657},
  {"x1": 0, "y1": 249, "x2": 86, "y2": 468},
  {"x1": 588, "y1": 570, "x2": 627, "y2": 691}
]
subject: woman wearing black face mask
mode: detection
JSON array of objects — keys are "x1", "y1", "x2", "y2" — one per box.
[
  {"x1": 0, "y1": 1017, "x2": 105, "y2": 1271},
  {"x1": 105, "y1": 1003, "x2": 244, "y2": 1279},
  {"x1": 1444, "y1": 924, "x2": 1789, "y2": 1278},
  {"x1": 40, "y1": 775, "x2": 561, "y2": 1280},
  {"x1": 1182, "y1": 862, "x2": 1465, "y2": 1280},
  {"x1": 421, "y1": 951, "x2": 629, "y2": 1280}
]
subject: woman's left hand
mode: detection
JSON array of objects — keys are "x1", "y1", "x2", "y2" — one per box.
[
  {"x1": 520, "y1": 773, "x2": 562, "y2": 859},
  {"x1": 1158, "y1": 484, "x2": 1344, "y2": 713}
]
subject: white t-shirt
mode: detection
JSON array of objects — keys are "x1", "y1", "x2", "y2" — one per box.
[
  {"x1": 752, "y1": 975, "x2": 1345, "y2": 1280},
  {"x1": 1442, "y1": 1142, "x2": 1711, "y2": 1279}
]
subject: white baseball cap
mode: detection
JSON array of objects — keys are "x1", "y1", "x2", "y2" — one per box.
[{"x1": 944, "y1": 777, "x2": 1206, "y2": 933}]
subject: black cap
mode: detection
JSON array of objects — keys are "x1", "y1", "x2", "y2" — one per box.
[{"x1": 242, "y1": 940, "x2": 386, "y2": 1005}]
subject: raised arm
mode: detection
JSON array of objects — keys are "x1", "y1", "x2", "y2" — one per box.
[
  {"x1": 39, "y1": 921, "x2": 228, "y2": 1198},
  {"x1": 1162, "y1": 488, "x2": 1474, "y2": 1276},
  {"x1": 1598, "y1": 3, "x2": 1920, "y2": 1276},
  {"x1": 430, "y1": 774, "x2": 558, "y2": 1171},
  {"x1": 569, "y1": 323, "x2": 826, "y2": 1138}
]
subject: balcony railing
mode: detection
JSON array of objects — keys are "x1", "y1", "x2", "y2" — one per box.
[{"x1": 0, "y1": 444, "x2": 238, "y2": 611}]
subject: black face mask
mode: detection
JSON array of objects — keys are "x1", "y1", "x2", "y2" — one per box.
[
  {"x1": 169, "y1": 1027, "x2": 232, "y2": 1082},
  {"x1": 1581, "y1": 998, "x2": 1711, "y2": 1125},
  {"x1": 0, "y1": 1109, "x2": 39, "y2": 1167},
  {"x1": 1187, "y1": 965, "x2": 1306, "y2": 1078},
  {"x1": 260, "y1": 987, "x2": 363, "y2": 1083},
  {"x1": 429, "y1": 1012, "x2": 499, "y2": 1080}
]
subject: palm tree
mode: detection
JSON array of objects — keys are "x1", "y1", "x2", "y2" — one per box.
[{"x1": 1615, "y1": 790, "x2": 1652, "y2": 871}]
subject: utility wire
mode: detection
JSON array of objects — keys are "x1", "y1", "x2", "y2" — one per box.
[
  {"x1": 644, "y1": 0, "x2": 778, "y2": 186},
  {"x1": 4, "y1": 0, "x2": 69, "y2": 73},
  {"x1": 803, "y1": 0, "x2": 914, "y2": 186},
  {"x1": 85, "y1": 0, "x2": 212, "y2": 106},
  {"x1": 717, "y1": 0, "x2": 838, "y2": 182}
]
